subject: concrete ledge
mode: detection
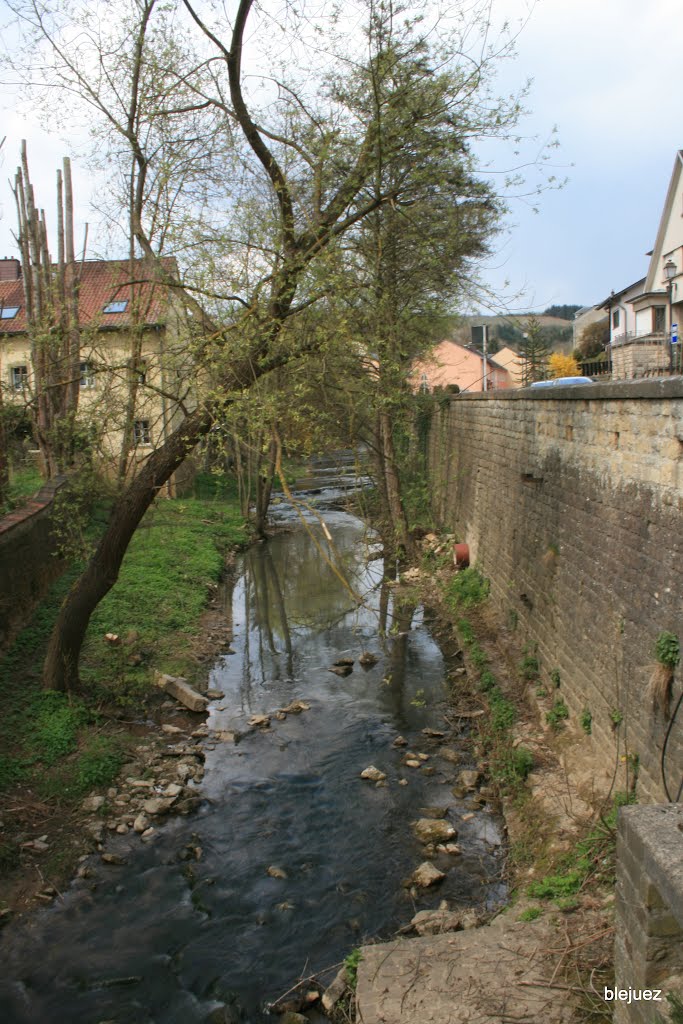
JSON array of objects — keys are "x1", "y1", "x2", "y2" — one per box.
[
  {"x1": 618, "y1": 805, "x2": 683, "y2": 926},
  {"x1": 448, "y1": 376, "x2": 683, "y2": 401},
  {"x1": 0, "y1": 475, "x2": 66, "y2": 537}
]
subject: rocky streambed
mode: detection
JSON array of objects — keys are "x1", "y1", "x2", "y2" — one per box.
[{"x1": 0, "y1": 466, "x2": 506, "y2": 1024}]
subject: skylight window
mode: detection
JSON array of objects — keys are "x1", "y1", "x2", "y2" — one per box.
[
  {"x1": 1, "y1": 306, "x2": 20, "y2": 320},
  {"x1": 103, "y1": 300, "x2": 128, "y2": 314}
]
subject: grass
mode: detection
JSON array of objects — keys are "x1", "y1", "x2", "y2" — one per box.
[
  {"x1": 81, "y1": 494, "x2": 245, "y2": 699},
  {"x1": 0, "y1": 464, "x2": 44, "y2": 516},
  {"x1": 525, "y1": 794, "x2": 633, "y2": 907},
  {"x1": 0, "y1": 488, "x2": 246, "y2": 807}
]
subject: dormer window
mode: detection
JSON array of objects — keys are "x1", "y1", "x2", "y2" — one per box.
[
  {"x1": 1, "y1": 306, "x2": 20, "y2": 320},
  {"x1": 103, "y1": 300, "x2": 128, "y2": 314}
]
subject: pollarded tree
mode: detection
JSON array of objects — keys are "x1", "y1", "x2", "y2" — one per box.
[
  {"x1": 2, "y1": 0, "x2": 537, "y2": 690},
  {"x1": 12, "y1": 144, "x2": 84, "y2": 477}
]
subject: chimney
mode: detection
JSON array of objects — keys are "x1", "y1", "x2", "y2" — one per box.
[{"x1": 0, "y1": 258, "x2": 22, "y2": 282}]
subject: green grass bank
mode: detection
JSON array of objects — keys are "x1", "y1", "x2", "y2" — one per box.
[{"x1": 0, "y1": 482, "x2": 245, "y2": 907}]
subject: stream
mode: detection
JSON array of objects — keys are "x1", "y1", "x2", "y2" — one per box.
[{"x1": 0, "y1": 454, "x2": 506, "y2": 1023}]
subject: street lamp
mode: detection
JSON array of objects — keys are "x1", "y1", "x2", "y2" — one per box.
[{"x1": 664, "y1": 259, "x2": 677, "y2": 373}]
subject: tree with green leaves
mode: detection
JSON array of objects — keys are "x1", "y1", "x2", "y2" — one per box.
[
  {"x1": 2, "y1": 0, "x2": 539, "y2": 689},
  {"x1": 577, "y1": 319, "x2": 610, "y2": 360}
]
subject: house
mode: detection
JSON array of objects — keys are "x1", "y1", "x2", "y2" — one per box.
[
  {"x1": 411, "y1": 339, "x2": 512, "y2": 394},
  {"x1": 598, "y1": 151, "x2": 683, "y2": 378},
  {"x1": 490, "y1": 345, "x2": 524, "y2": 387},
  {"x1": 0, "y1": 256, "x2": 196, "y2": 490}
]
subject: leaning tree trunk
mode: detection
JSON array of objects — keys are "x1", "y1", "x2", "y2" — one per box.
[{"x1": 43, "y1": 405, "x2": 213, "y2": 691}]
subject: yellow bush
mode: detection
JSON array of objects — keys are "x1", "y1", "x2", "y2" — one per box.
[{"x1": 548, "y1": 352, "x2": 580, "y2": 378}]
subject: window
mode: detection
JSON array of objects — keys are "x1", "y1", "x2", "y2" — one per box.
[
  {"x1": 420, "y1": 372, "x2": 429, "y2": 393},
  {"x1": 653, "y1": 306, "x2": 666, "y2": 333},
  {"x1": 612, "y1": 309, "x2": 620, "y2": 329},
  {"x1": 11, "y1": 365, "x2": 28, "y2": 390},
  {"x1": 133, "y1": 419, "x2": 151, "y2": 445},
  {"x1": 0, "y1": 305, "x2": 20, "y2": 320},
  {"x1": 135, "y1": 360, "x2": 147, "y2": 385},
  {"x1": 103, "y1": 300, "x2": 128, "y2": 314},
  {"x1": 80, "y1": 361, "x2": 95, "y2": 388}
]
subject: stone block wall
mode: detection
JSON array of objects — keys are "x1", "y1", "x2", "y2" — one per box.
[
  {"x1": 614, "y1": 805, "x2": 683, "y2": 1024},
  {"x1": 612, "y1": 341, "x2": 670, "y2": 380},
  {"x1": 427, "y1": 378, "x2": 683, "y2": 803},
  {"x1": 0, "y1": 478, "x2": 67, "y2": 649}
]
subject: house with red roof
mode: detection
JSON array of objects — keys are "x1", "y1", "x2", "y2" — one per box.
[{"x1": 0, "y1": 256, "x2": 195, "y2": 488}]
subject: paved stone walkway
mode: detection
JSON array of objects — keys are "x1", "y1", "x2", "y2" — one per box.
[{"x1": 356, "y1": 911, "x2": 581, "y2": 1024}]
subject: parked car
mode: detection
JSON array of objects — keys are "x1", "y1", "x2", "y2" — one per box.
[{"x1": 529, "y1": 376, "x2": 595, "y2": 389}]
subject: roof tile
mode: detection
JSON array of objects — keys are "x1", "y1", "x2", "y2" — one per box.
[{"x1": 0, "y1": 258, "x2": 177, "y2": 334}]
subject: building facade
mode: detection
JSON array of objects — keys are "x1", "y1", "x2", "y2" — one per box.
[{"x1": 0, "y1": 256, "x2": 196, "y2": 490}]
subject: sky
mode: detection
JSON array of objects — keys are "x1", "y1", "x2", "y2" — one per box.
[{"x1": 0, "y1": 0, "x2": 682, "y2": 313}]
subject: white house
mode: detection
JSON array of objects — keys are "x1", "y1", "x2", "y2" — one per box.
[{"x1": 602, "y1": 150, "x2": 683, "y2": 377}]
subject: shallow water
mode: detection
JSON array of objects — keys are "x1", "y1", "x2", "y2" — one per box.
[{"x1": 0, "y1": 456, "x2": 505, "y2": 1023}]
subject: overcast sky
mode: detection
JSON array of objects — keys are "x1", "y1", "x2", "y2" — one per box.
[{"x1": 1, "y1": 0, "x2": 681, "y2": 313}]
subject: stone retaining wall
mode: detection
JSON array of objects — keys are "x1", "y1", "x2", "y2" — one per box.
[
  {"x1": 0, "y1": 477, "x2": 67, "y2": 649},
  {"x1": 614, "y1": 805, "x2": 683, "y2": 1024},
  {"x1": 426, "y1": 378, "x2": 683, "y2": 804}
]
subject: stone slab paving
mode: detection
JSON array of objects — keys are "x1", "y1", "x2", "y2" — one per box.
[{"x1": 356, "y1": 913, "x2": 580, "y2": 1024}]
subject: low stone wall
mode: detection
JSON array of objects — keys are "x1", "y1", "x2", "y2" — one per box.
[
  {"x1": 614, "y1": 805, "x2": 683, "y2": 1023},
  {"x1": 0, "y1": 478, "x2": 67, "y2": 650},
  {"x1": 611, "y1": 340, "x2": 670, "y2": 379},
  {"x1": 427, "y1": 378, "x2": 683, "y2": 804}
]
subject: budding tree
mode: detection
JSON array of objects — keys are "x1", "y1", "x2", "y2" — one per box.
[{"x1": 1, "y1": 0, "x2": 539, "y2": 689}]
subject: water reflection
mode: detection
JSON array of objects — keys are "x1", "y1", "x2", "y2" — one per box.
[{"x1": 0, "y1": 468, "x2": 505, "y2": 1024}]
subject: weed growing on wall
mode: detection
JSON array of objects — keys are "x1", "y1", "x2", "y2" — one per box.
[
  {"x1": 649, "y1": 630, "x2": 680, "y2": 719},
  {"x1": 546, "y1": 699, "x2": 569, "y2": 730},
  {"x1": 519, "y1": 645, "x2": 540, "y2": 681},
  {"x1": 655, "y1": 631, "x2": 681, "y2": 669}
]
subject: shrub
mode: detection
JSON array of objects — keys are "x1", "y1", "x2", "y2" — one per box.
[
  {"x1": 443, "y1": 568, "x2": 490, "y2": 611},
  {"x1": 580, "y1": 707, "x2": 592, "y2": 735}
]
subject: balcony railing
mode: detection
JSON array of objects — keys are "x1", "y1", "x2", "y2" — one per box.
[{"x1": 609, "y1": 331, "x2": 668, "y2": 349}]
